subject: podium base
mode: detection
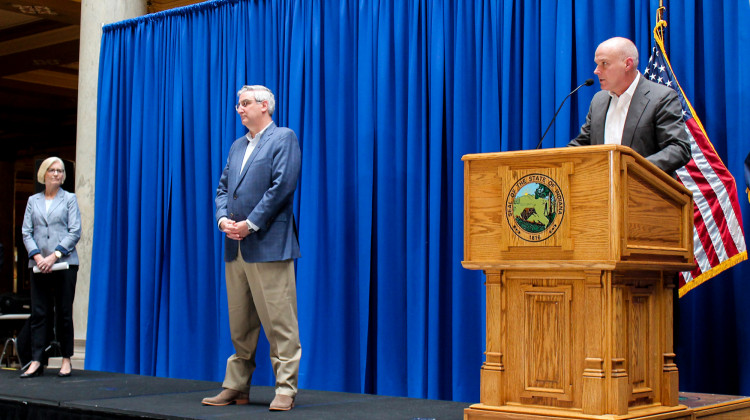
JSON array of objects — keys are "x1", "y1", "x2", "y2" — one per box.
[
  {"x1": 465, "y1": 404, "x2": 692, "y2": 420},
  {"x1": 465, "y1": 392, "x2": 750, "y2": 420}
]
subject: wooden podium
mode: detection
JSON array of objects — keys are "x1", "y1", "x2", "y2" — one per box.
[{"x1": 462, "y1": 145, "x2": 695, "y2": 420}]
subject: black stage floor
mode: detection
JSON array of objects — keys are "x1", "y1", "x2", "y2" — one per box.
[{"x1": 0, "y1": 367, "x2": 469, "y2": 420}]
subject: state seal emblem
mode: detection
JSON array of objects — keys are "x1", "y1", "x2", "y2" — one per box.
[{"x1": 506, "y1": 173, "x2": 565, "y2": 242}]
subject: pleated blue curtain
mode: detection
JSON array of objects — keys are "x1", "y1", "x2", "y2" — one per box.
[{"x1": 87, "y1": 0, "x2": 750, "y2": 402}]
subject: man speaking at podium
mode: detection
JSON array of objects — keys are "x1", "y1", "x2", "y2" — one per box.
[{"x1": 568, "y1": 37, "x2": 691, "y2": 175}]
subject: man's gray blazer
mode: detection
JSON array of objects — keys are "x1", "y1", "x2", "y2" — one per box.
[
  {"x1": 215, "y1": 122, "x2": 302, "y2": 263},
  {"x1": 22, "y1": 189, "x2": 82, "y2": 267},
  {"x1": 569, "y1": 75, "x2": 691, "y2": 174}
]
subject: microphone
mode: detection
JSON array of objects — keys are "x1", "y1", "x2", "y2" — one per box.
[{"x1": 535, "y1": 79, "x2": 594, "y2": 149}]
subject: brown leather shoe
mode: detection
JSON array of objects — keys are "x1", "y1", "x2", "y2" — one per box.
[
  {"x1": 269, "y1": 394, "x2": 295, "y2": 411},
  {"x1": 201, "y1": 389, "x2": 249, "y2": 406}
]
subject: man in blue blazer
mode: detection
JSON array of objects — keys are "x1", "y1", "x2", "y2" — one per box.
[
  {"x1": 568, "y1": 37, "x2": 691, "y2": 175},
  {"x1": 203, "y1": 85, "x2": 301, "y2": 411}
]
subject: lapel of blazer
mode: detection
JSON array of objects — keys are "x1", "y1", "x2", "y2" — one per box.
[
  {"x1": 47, "y1": 189, "x2": 65, "y2": 218},
  {"x1": 227, "y1": 135, "x2": 246, "y2": 190},
  {"x1": 236, "y1": 122, "x2": 276, "y2": 187},
  {"x1": 33, "y1": 194, "x2": 48, "y2": 224},
  {"x1": 621, "y1": 77, "x2": 649, "y2": 148},
  {"x1": 591, "y1": 92, "x2": 611, "y2": 145}
]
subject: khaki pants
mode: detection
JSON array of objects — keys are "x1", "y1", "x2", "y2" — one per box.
[{"x1": 222, "y1": 252, "x2": 300, "y2": 397}]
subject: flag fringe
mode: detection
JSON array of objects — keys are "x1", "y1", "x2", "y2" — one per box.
[{"x1": 679, "y1": 251, "x2": 748, "y2": 297}]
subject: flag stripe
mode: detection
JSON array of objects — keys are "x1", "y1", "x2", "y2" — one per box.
[
  {"x1": 688, "y1": 228, "x2": 711, "y2": 275},
  {"x1": 680, "y1": 147, "x2": 738, "y2": 258},
  {"x1": 685, "y1": 120, "x2": 746, "y2": 242},
  {"x1": 677, "y1": 157, "x2": 725, "y2": 266},
  {"x1": 689, "y1": 195, "x2": 723, "y2": 268},
  {"x1": 684, "y1": 136, "x2": 746, "y2": 256}
]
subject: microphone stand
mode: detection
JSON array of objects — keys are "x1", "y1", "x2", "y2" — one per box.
[{"x1": 535, "y1": 79, "x2": 594, "y2": 149}]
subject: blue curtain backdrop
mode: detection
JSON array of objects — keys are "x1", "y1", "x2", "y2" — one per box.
[{"x1": 87, "y1": 0, "x2": 750, "y2": 402}]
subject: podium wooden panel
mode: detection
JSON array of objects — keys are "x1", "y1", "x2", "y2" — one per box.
[{"x1": 462, "y1": 145, "x2": 695, "y2": 420}]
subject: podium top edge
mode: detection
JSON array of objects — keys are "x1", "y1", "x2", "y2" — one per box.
[
  {"x1": 461, "y1": 260, "x2": 696, "y2": 271},
  {"x1": 461, "y1": 144, "x2": 689, "y2": 196},
  {"x1": 461, "y1": 144, "x2": 633, "y2": 161}
]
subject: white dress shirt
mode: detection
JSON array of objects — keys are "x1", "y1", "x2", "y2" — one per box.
[
  {"x1": 604, "y1": 72, "x2": 641, "y2": 145},
  {"x1": 240, "y1": 120, "x2": 273, "y2": 173}
]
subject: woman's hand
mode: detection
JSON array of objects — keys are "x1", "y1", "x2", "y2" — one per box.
[{"x1": 35, "y1": 253, "x2": 57, "y2": 274}]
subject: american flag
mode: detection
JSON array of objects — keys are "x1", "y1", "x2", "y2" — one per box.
[{"x1": 644, "y1": 36, "x2": 747, "y2": 297}]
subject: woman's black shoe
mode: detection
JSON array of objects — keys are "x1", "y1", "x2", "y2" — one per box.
[
  {"x1": 57, "y1": 370, "x2": 71, "y2": 377},
  {"x1": 20, "y1": 366, "x2": 44, "y2": 378}
]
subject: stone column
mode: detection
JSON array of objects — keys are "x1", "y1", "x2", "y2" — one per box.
[{"x1": 74, "y1": 0, "x2": 147, "y2": 365}]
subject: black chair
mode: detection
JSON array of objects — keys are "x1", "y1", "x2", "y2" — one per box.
[{"x1": 2, "y1": 313, "x2": 59, "y2": 369}]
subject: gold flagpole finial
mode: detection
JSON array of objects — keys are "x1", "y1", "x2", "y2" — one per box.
[{"x1": 654, "y1": 2, "x2": 667, "y2": 50}]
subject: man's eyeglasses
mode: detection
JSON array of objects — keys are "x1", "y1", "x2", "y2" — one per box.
[
  {"x1": 47, "y1": 168, "x2": 64, "y2": 174},
  {"x1": 235, "y1": 99, "x2": 258, "y2": 110}
]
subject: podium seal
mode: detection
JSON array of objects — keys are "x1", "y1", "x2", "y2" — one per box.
[{"x1": 506, "y1": 173, "x2": 565, "y2": 242}]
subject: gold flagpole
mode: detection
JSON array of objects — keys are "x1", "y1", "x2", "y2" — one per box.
[
  {"x1": 650, "y1": 1, "x2": 704, "y2": 137},
  {"x1": 654, "y1": 0, "x2": 667, "y2": 50}
]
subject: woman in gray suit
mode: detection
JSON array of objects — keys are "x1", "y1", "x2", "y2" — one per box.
[{"x1": 20, "y1": 157, "x2": 81, "y2": 378}]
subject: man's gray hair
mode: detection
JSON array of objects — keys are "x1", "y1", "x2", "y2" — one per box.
[{"x1": 237, "y1": 85, "x2": 276, "y2": 116}]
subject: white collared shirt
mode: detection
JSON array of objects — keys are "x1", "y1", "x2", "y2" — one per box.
[
  {"x1": 240, "y1": 120, "x2": 273, "y2": 173},
  {"x1": 604, "y1": 73, "x2": 641, "y2": 145}
]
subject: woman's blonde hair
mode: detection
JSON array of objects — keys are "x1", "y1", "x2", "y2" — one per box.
[{"x1": 37, "y1": 157, "x2": 66, "y2": 184}]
